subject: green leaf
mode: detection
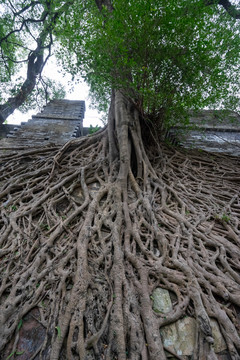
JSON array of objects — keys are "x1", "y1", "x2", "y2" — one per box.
[
  {"x1": 40, "y1": 301, "x2": 46, "y2": 308},
  {"x1": 55, "y1": 326, "x2": 61, "y2": 339},
  {"x1": 16, "y1": 350, "x2": 25, "y2": 356},
  {"x1": 6, "y1": 352, "x2": 15, "y2": 360},
  {"x1": 17, "y1": 319, "x2": 23, "y2": 331}
]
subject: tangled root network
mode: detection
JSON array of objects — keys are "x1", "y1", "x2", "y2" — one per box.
[{"x1": 0, "y1": 128, "x2": 240, "y2": 360}]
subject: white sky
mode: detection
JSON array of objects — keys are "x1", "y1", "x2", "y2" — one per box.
[{"x1": 7, "y1": 57, "x2": 103, "y2": 127}]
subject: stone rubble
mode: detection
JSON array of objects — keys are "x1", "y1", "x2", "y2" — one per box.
[{"x1": 152, "y1": 287, "x2": 227, "y2": 358}]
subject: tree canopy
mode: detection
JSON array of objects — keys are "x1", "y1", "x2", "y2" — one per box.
[
  {"x1": 59, "y1": 0, "x2": 240, "y2": 125},
  {"x1": 0, "y1": 0, "x2": 240, "y2": 125}
]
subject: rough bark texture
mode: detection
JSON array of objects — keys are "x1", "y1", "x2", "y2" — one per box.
[
  {"x1": 0, "y1": 50, "x2": 44, "y2": 124},
  {"x1": 0, "y1": 91, "x2": 240, "y2": 359}
]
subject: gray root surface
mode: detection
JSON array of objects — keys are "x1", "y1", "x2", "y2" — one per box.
[{"x1": 0, "y1": 91, "x2": 240, "y2": 360}]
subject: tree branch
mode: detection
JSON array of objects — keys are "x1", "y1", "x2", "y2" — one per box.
[
  {"x1": 0, "y1": 0, "x2": 74, "y2": 124},
  {"x1": 13, "y1": 1, "x2": 41, "y2": 17},
  {"x1": 205, "y1": 0, "x2": 240, "y2": 19}
]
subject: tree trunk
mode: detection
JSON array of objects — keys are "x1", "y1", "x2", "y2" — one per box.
[
  {"x1": 0, "y1": 92, "x2": 240, "y2": 359},
  {"x1": 0, "y1": 49, "x2": 44, "y2": 124}
]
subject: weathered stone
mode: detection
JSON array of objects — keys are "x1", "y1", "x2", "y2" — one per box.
[
  {"x1": 210, "y1": 319, "x2": 227, "y2": 353},
  {"x1": 160, "y1": 316, "x2": 227, "y2": 357},
  {"x1": 161, "y1": 316, "x2": 196, "y2": 356},
  {"x1": 169, "y1": 110, "x2": 240, "y2": 157},
  {"x1": 0, "y1": 99, "x2": 85, "y2": 151},
  {"x1": 152, "y1": 287, "x2": 173, "y2": 314},
  {"x1": 72, "y1": 186, "x2": 84, "y2": 204},
  {"x1": 89, "y1": 182, "x2": 101, "y2": 198},
  {"x1": 2, "y1": 308, "x2": 46, "y2": 360}
]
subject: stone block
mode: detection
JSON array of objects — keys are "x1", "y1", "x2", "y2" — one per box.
[
  {"x1": 161, "y1": 316, "x2": 196, "y2": 356},
  {"x1": 152, "y1": 287, "x2": 173, "y2": 314},
  {"x1": 160, "y1": 317, "x2": 227, "y2": 356}
]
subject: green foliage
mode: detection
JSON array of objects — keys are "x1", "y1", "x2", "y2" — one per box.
[
  {"x1": 89, "y1": 124, "x2": 101, "y2": 134},
  {"x1": 215, "y1": 213, "x2": 231, "y2": 223},
  {"x1": 55, "y1": 325, "x2": 61, "y2": 339},
  {"x1": 57, "y1": 0, "x2": 240, "y2": 127},
  {"x1": 18, "y1": 77, "x2": 66, "y2": 113},
  {"x1": 0, "y1": 11, "x2": 18, "y2": 82},
  {"x1": 221, "y1": 214, "x2": 230, "y2": 223},
  {"x1": 17, "y1": 319, "x2": 23, "y2": 331},
  {"x1": 1, "y1": 0, "x2": 240, "y2": 125},
  {"x1": 16, "y1": 351, "x2": 25, "y2": 356},
  {"x1": 6, "y1": 352, "x2": 15, "y2": 360},
  {"x1": 0, "y1": 0, "x2": 68, "y2": 111},
  {"x1": 6, "y1": 350, "x2": 25, "y2": 359}
]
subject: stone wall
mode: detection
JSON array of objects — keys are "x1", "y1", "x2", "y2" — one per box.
[
  {"x1": 0, "y1": 99, "x2": 85, "y2": 149},
  {"x1": 1, "y1": 104, "x2": 240, "y2": 157},
  {"x1": 171, "y1": 110, "x2": 240, "y2": 156},
  {"x1": 0, "y1": 124, "x2": 20, "y2": 138}
]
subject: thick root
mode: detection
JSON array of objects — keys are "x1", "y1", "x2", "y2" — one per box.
[{"x1": 0, "y1": 99, "x2": 240, "y2": 359}]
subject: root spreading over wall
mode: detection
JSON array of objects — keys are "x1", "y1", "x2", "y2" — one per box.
[{"x1": 0, "y1": 92, "x2": 240, "y2": 360}]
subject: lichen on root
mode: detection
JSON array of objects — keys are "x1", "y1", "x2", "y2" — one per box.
[{"x1": 0, "y1": 92, "x2": 240, "y2": 360}]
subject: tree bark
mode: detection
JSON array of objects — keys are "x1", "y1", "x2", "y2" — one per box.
[
  {"x1": 0, "y1": 92, "x2": 240, "y2": 359},
  {"x1": 0, "y1": 49, "x2": 44, "y2": 123},
  {"x1": 0, "y1": 0, "x2": 74, "y2": 124}
]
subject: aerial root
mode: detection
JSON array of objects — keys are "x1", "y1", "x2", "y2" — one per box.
[{"x1": 0, "y1": 136, "x2": 240, "y2": 359}]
